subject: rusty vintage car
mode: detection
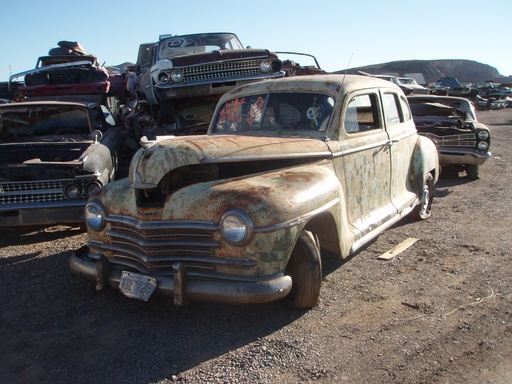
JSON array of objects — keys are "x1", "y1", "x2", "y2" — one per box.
[
  {"x1": 70, "y1": 74, "x2": 439, "y2": 309},
  {"x1": 9, "y1": 41, "x2": 127, "y2": 101},
  {"x1": 408, "y1": 94, "x2": 491, "y2": 179},
  {"x1": 0, "y1": 100, "x2": 121, "y2": 228}
]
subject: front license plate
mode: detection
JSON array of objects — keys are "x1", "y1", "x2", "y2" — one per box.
[{"x1": 119, "y1": 271, "x2": 157, "y2": 301}]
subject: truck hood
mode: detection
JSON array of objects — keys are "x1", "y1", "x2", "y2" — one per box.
[{"x1": 130, "y1": 134, "x2": 332, "y2": 188}]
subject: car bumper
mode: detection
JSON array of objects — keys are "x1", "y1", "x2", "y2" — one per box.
[
  {"x1": 0, "y1": 200, "x2": 86, "y2": 227},
  {"x1": 69, "y1": 245, "x2": 292, "y2": 306},
  {"x1": 440, "y1": 149, "x2": 491, "y2": 166},
  {"x1": 154, "y1": 73, "x2": 284, "y2": 100}
]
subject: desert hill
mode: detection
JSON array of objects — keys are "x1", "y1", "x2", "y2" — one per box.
[{"x1": 335, "y1": 59, "x2": 511, "y2": 85}]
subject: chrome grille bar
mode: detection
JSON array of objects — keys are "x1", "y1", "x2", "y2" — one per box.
[{"x1": 420, "y1": 132, "x2": 476, "y2": 147}]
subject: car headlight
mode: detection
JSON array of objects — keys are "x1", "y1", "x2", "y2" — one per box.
[
  {"x1": 85, "y1": 180, "x2": 102, "y2": 197},
  {"x1": 478, "y1": 130, "x2": 489, "y2": 140},
  {"x1": 158, "y1": 72, "x2": 170, "y2": 84},
  {"x1": 259, "y1": 60, "x2": 272, "y2": 73},
  {"x1": 220, "y1": 209, "x2": 253, "y2": 245},
  {"x1": 171, "y1": 69, "x2": 184, "y2": 82},
  {"x1": 63, "y1": 182, "x2": 82, "y2": 200},
  {"x1": 477, "y1": 142, "x2": 489, "y2": 151},
  {"x1": 85, "y1": 200, "x2": 106, "y2": 231}
]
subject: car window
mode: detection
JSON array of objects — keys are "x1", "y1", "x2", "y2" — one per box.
[
  {"x1": 213, "y1": 92, "x2": 334, "y2": 134},
  {"x1": 344, "y1": 94, "x2": 380, "y2": 133},
  {"x1": 383, "y1": 93, "x2": 401, "y2": 127},
  {"x1": 399, "y1": 96, "x2": 412, "y2": 121}
]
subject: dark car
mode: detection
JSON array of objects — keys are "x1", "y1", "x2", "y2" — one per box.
[
  {"x1": 408, "y1": 95, "x2": 491, "y2": 179},
  {"x1": 0, "y1": 100, "x2": 121, "y2": 228},
  {"x1": 135, "y1": 32, "x2": 284, "y2": 105}
]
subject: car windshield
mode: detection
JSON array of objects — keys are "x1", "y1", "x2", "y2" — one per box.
[
  {"x1": 0, "y1": 105, "x2": 91, "y2": 140},
  {"x1": 158, "y1": 33, "x2": 244, "y2": 60},
  {"x1": 212, "y1": 92, "x2": 335, "y2": 134}
]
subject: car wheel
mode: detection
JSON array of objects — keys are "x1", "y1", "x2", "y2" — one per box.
[
  {"x1": 285, "y1": 230, "x2": 322, "y2": 309},
  {"x1": 465, "y1": 164, "x2": 480, "y2": 179},
  {"x1": 413, "y1": 173, "x2": 434, "y2": 220}
]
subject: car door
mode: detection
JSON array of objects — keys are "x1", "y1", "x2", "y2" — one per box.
[
  {"x1": 381, "y1": 91, "x2": 419, "y2": 213},
  {"x1": 336, "y1": 91, "x2": 397, "y2": 238}
]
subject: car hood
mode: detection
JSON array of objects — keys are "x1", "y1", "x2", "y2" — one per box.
[
  {"x1": 130, "y1": 134, "x2": 332, "y2": 188},
  {"x1": 167, "y1": 49, "x2": 276, "y2": 66}
]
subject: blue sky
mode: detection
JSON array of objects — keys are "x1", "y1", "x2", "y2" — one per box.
[{"x1": 1, "y1": 0, "x2": 511, "y2": 82}]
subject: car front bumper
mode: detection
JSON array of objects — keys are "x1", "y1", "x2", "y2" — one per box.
[
  {"x1": 69, "y1": 245, "x2": 292, "y2": 306},
  {"x1": 440, "y1": 148, "x2": 491, "y2": 166},
  {"x1": 0, "y1": 200, "x2": 86, "y2": 228}
]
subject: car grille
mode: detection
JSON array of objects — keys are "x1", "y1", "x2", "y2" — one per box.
[
  {"x1": 0, "y1": 178, "x2": 92, "y2": 204},
  {"x1": 95, "y1": 214, "x2": 230, "y2": 275},
  {"x1": 1, "y1": 180, "x2": 66, "y2": 204},
  {"x1": 420, "y1": 133, "x2": 476, "y2": 147},
  {"x1": 180, "y1": 60, "x2": 262, "y2": 83}
]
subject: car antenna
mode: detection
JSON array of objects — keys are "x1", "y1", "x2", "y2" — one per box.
[{"x1": 342, "y1": 53, "x2": 354, "y2": 84}]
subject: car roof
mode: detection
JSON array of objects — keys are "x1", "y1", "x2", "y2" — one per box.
[{"x1": 220, "y1": 74, "x2": 401, "y2": 101}]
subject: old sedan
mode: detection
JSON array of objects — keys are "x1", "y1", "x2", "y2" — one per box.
[
  {"x1": 0, "y1": 100, "x2": 121, "y2": 228},
  {"x1": 135, "y1": 32, "x2": 284, "y2": 105},
  {"x1": 408, "y1": 94, "x2": 491, "y2": 179},
  {"x1": 70, "y1": 75, "x2": 439, "y2": 309}
]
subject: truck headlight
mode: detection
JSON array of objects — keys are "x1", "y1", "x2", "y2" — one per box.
[
  {"x1": 85, "y1": 200, "x2": 106, "y2": 231},
  {"x1": 220, "y1": 209, "x2": 253, "y2": 245}
]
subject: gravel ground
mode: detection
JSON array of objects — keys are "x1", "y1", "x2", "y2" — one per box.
[{"x1": 1, "y1": 108, "x2": 511, "y2": 384}]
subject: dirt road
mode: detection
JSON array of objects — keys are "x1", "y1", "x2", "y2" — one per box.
[{"x1": 1, "y1": 108, "x2": 511, "y2": 384}]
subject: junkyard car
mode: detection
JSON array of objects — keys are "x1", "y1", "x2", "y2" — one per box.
[
  {"x1": 135, "y1": 32, "x2": 284, "y2": 105},
  {"x1": 9, "y1": 41, "x2": 126, "y2": 100},
  {"x1": 0, "y1": 100, "x2": 121, "y2": 227},
  {"x1": 70, "y1": 75, "x2": 439, "y2": 309},
  {"x1": 397, "y1": 77, "x2": 429, "y2": 94},
  {"x1": 278, "y1": 52, "x2": 328, "y2": 77},
  {"x1": 408, "y1": 95, "x2": 491, "y2": 179}
]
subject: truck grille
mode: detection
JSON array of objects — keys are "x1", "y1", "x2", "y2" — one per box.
[
  {"x1": 1, "y1": 179, "x2": 67, "y2": 204},
  {"x1": 96, "y1": 214, "x2": 226, "y2": 274},
  {"x1": 180, "y1": 60, "x2": 262, "y2": 83},
  {"x1": 420, "y1": 133, "x2": 476, "y2": 148}
]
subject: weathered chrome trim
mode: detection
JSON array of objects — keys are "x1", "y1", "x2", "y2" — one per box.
[
  {"x1": 106, "y1": 214, "x2": 219, "y2": 231},
  {"x1": 335, "y1": 140, "x2": 390, "y2": 157},
  {"x1": 201, "y1": 151, "x2": 331, "y2": 163}
]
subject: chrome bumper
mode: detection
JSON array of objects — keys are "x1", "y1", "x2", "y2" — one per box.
[
  {"x1": 69, "y1": 246, "x2": 292, "y2": 306},
  {"x1": 440, "y1": 149, "x2": 491, "y2": 166}
]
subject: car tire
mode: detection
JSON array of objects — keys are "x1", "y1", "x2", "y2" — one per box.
[
  {"x1": 285, "y1": 230, "x2": 322, "y2": 309},
  {"x1": 465, "y1": 164, "x2": 480, "y2": 179},
  {"x1": 413, "y1": 173, "x2": 434, "y2": 220}
]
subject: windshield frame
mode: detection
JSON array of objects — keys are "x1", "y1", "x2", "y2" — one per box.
[{"x1": 157, "y1": 33, "x2": 244, "y2": 60}]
